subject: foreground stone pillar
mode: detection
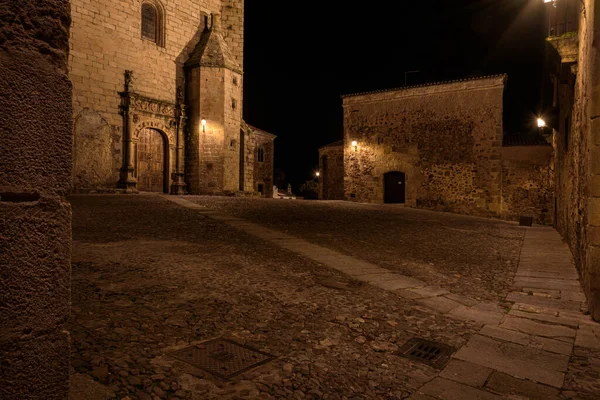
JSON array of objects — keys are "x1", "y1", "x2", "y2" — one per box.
[{"x1": 0, "y1": 0, "x2": 72, "y2": 398}]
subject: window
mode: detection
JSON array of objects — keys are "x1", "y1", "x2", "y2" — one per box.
[
  {"x1": 141, "y1": 2, "x2": 164, "y2": 46},
  {"x1": 233, "y1": 77, "x2": 238, "y2": 86},
  {"x1": 232, "y1": 98, "x2": 237, "y2": 109},
  {"x1": 257, "y1": 146, "x2": 265, "y2": 162}
]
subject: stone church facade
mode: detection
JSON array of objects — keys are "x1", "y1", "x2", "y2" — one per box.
[
  {"x1": 320, "y1": 75, "x2": 554, "y2": 224},
  {"x1": 69, "y1": 0, "x2": 275, "y2": 196}
]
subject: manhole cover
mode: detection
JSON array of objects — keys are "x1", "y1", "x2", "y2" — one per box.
[
  {"x1": 394, "y1": 338, "x2": 455, "y2": 369},
  {"x1": 168, "y1": 338, "x2": 275, "y2": 379}
]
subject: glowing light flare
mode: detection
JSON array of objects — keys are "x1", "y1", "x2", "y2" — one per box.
[
  {"x1": 537, "y1": 118, "x2": 546, "y2": 128},
  {"x1": 201, "y1": 119, "x2": 207, "y2": 132},
  {"x1": 351, "y1": 140, "x2": 358, "y2": 147},
  {"x1": 316, "y1": 171, "x2": 320, "y2": 177}
]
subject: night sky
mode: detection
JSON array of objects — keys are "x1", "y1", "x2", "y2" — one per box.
[{"x1": 242, "y1": 0, "x2": 547, "y2": 191}]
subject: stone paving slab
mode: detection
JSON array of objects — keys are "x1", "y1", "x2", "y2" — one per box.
[
  {"x1": 575, "y1": 325, "x2": 600, "y2": 350},
  {"x1": 406, "y1": 286, "x2": 450, "y2": 299},
  {"x1": 479, "y1": 325, "x2": 573, "y2": 355},
  {"x1": 508, "y1": 308, "x2": 583, "y2": 329},
  {"x1": 438, "y1": 359, "x2": 492, "y2": 388},
  {"x1": 484, "y1": 371, "x2": 560, "y2": 400},
  {"x1": 446, "y1": 305, "x2": 505, "y2": 326},
  {"x1": 455, "y1": 333, "x2": 569, "y2": 383},
  {"x1": 499, "y1": 315, "x2": 577, "y2": 339},
  {"x1": 506, "y1": 291, "x2": 583, "y2": 312},
  {"x1": 417, "y1": 296, "x2": 462, "y2": 314},
  {"x1": 515, "y1": 270, "x2": 580, "y2": 279},
  {"x1": 416, "y1": 377, "x2": 503, "y2": 400}
]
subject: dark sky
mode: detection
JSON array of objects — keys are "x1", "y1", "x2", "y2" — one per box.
[{"x1": 242, "y1": 0, "x2": 547, "y2": 190}]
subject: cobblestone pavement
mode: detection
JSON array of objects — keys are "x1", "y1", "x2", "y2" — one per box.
[
  {"x1": 69, "y1": 194, "x2": 600, "y2": 400},
  {"x1": 186, "y1": 197, "x2": 524, "y2": 303},
  {"x1": 69, "y1": 195, "x2": 481, "y2": 400}
]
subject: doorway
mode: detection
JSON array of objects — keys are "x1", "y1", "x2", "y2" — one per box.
[
  {"x1": 137, "y1": 128, "x2": 167, "y2": 193},
  {"x1": 384, "y1": 171, "x2": 406, "y2": 204}
]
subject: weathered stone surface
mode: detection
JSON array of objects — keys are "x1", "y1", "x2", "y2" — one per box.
[
  {"x1": 446, "y1": 306, "x2": 504, "y2": 326},
  {"x1": 439, "y1": 360, "x2": 492, "y2": 388},
  {"x1": 0, "y1": 1, "x2": 73, "y2": 398},
  {"x1": 453, "y1": 334, "x2": 568, "y2": 388},
  {"x1": 342, "y1": 76, "x2": 506, "y2": 219},
  {"x1": 70, "y1": 373, "x2": 116, "y2": 400},
  {"x1": 484, "y1": 371, "x2": 560, "y2": 400},
  {"x1": 479, "y1": 325, "x2": 573, "y2": 355},
  {"x1": 417, "y1": 296, "x2": 462, "y2": 314},
  {"x1": 418, "y1": 377, "x2": 502, "y2": 400},
  {"x1": 499, "y1": 316, "x2": 576, "y2": 339}
]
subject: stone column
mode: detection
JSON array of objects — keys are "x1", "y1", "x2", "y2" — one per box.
[
  {"x1": 171, "y1": 86, "x2": 187, "y2": 194},
  {"x1": 0, "y1": 0, "x2": 72, "y2": 398},
  {"x1": 118, "y1": 70, "x2": 138, "y2": 192}
]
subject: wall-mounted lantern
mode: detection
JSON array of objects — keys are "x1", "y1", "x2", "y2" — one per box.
[
  {"x1": 201, "y1": 119, "x2": 207, "y2": 132},
  {"x1": 351, "y1": 140, "x2": 358, "y2": 152}
]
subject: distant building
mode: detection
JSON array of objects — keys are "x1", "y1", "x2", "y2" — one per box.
[
  {"x1": 69, "y1": 1, "x2": 275, "y2": 197},
  {"x1": 318, "y1": 140, "x2": 344, "y2": 200},
  {"x1": 321, "y1": 75, "x2": 553, "y2": 223}
]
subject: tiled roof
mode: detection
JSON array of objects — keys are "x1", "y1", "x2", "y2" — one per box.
[
  {"x1": 319, "y1": 140, "x2": 344, "y2": 149},
  {"x1": 185, "y1": 24, "x2": 240, "y2": 72},
  {"x1": 340, "y1": 74, "x2": 507, "y2": 99},
  {"x1": 503, "y1": 133, "x2": 551, "y2": 146}
]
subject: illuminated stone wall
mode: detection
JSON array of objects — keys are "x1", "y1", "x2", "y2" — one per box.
[
  {"x1": 0, "y1": 0, "x2": 72, "y2": 397},
  {"x1": 342, "y1": 75, "x2": 505, "y2": 218},
  {"x1": 69, "y1": 0, "x2": 247, "y2": 193}
]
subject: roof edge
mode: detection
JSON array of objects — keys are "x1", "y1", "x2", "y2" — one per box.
[{"x1": 340, "y1": 74, "x2": 508, "y2": 99}]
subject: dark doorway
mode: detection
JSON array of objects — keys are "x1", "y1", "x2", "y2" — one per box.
[
  {"x1": 321, "y1": 155, "x2": 328, "y2": 200},
  {"x1": 257, "y1": 183, "x2": 264, "y2": 195},
  {"x1": 137, "y1": 128, "x2": 167, "y2": 193},
  {"x1": 384, "y1": 171, "x2": 406, "y2": 204},
  {"x1": 239, "y1": 129, "x2": 245, "y2": 191}
]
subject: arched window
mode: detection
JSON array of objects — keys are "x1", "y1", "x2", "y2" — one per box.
[
  {"x1": 257, "y1": 146, "x2": 265, "y2": 163},
  {"x1": 141, "y1": 2, "x2": 164, "y2": 46}
]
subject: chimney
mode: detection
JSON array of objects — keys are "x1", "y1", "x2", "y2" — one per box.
[{"x1": 211, "y1": 13, "x2": 221, "y2": 31}]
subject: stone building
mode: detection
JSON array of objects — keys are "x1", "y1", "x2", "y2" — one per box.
[
  {"x1": 69, "y1": 0, "x2": 274, "y2": 196},
  {"x1": 318, "y1": 140, "x2": 345, "y2": 200},
  {"x1": 324, "y1": 75, "x2": 554, "y2": 222},
  {"x1": 541, "y1": 0, "x2": 600, "y2": 321}
]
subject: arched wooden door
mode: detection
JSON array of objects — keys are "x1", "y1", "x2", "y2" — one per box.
[
  {"x1": 137, "y1": 128, "x2": 166, "y2": 192},
  {"x1": 384, "y1": 171, "x2": 406, "y2": 204}
]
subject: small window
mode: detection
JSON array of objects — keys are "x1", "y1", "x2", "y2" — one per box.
[
  {"x1": 229, "y1": 139, "x2": 236, "y2": 149},
  {"x1": 233, "y1": 77, "x2": 238, "y2": 85},
  {"x1": 257, "y1": 146, "x2": 265, "y2": 162},
  {"x1": 141, "y1": 2, "x2": 163, "y2": 46},
  {"x1": 232, "y1": 98, "x2": 237, "y2": 109}
]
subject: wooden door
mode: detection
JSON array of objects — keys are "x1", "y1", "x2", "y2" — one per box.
[
  {"x1": 384, "y1": 171, "x2": 406, "y2": 204},
  {"x1": 137, "y1": 128, "x2": 165, "y2": 192}
]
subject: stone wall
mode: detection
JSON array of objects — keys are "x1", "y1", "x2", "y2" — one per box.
[
  {"x1": 0, "y1": 0, "x2": 72, "y2": 398},
  {"x1": 342, "y1": 75, "x2": 505, "y2": 217},
  {"x1": 318, "y1": 143, "x2": 345, "y2": 200},
  {"x1": 553, "y1": 0, "x2": 600, "y2": 320},
  {"x1": 501, "y1": 146, "x2": 554, "y2": 225},
  {"x1": 69, "y1": 0, "x2": 241, "y2": 190},
  {"x1": 253, "y1": 133, "x2": 275, "y2": 198}
]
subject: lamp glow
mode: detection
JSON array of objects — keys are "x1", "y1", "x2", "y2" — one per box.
[
  {"x1": 201, "y1": 119, "x2": 207, "y2": 132},
  {"x1": 537, "y1": 118, "x2": 546, "y2": 128},
  {"x1": 351, "y1": 140, "x2": 358, "y2": 147},
  {"x1": 316, "y1": 171, "x2": 320, "y2": 177}
]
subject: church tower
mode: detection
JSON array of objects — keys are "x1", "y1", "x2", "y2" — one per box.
[{"x1": 185, "y1": 10, "x2": 244, "y2": 194}]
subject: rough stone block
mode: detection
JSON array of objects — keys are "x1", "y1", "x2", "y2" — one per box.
[
  {"x1": 484, "y1": 371, "x2": 560, "y2": 400},
  {"x1": 453, "y1": 335, "x2": 567, "y2": 388},
  {"x1": 588, "y1": 198, "x2": 600, "y2": 226},
  {"x1": 439, "y1": 359, "x2": 492, "y2": 387},
  {"x1": 417, "y1": 296, "x2": 462, "y2": 314},
  {"x1": 419, "y1": 377, "x2": 502, "y2": 400},
  {"x1": 0, "y1": 330, "x2": 70, "y2": 400},
  {"x1": 499, "y1": 316, "x2": 576, "y2": 339}
]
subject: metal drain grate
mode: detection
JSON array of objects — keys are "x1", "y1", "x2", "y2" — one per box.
[
  {"x1": 168, "y1": 338, "x2": 275, "y2": 380},
  {"x1": 395, "y1": 338, "x2": 455, "y2": 369}
]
